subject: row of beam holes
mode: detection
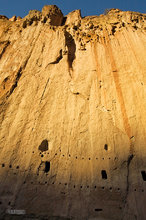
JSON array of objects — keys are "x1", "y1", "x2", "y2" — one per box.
[
  {"x1": 38, "y1": 141, "x2": 110, "y2": 158},
  {"x1": 61, "y1": 155, "x2": 118, "y2": 160},
  {"x1": 40, "y1": 153, "x2": 117, "y2": 160},
  {"x1": 21, "y1": 180, "x2": 144, "y2": 192},
  {"x1": 22, "y1": 169, "x2": 145, "y2": 192},
  {"x1": 0, "y1": 161, "x2": 50, "y2": 171},
  {"x1": 33, "y1": 153, "x2": 117, "y2": 159},
  {"x1": 1, "y1": 164, "x2": 19, "y2": 169},
  {"x1": 1, "y1": 161, "x2": 146, "y2": 182},
  {"x1": 0, "y1": 182, "x2": 144, "y2": 208}
]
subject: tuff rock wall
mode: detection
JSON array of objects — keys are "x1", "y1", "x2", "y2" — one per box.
[{"x1": 0, "y1": 5, "x2": 146, "y2": 220}]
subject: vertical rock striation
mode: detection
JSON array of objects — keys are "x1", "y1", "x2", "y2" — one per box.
[{"x1": 0, "y1": 5, "x2": 146, "y2": 220}]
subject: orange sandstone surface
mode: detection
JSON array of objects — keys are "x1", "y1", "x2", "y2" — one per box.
[{"x1": 0, "y1": 5, "x2": 146, "y2": 220}]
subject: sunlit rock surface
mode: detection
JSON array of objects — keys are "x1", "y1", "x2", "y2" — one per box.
[{"x1": 0, "y1": 5, "x2": 146, "y2": 220}]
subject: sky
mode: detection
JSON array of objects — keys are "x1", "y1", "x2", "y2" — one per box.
[{"x1": 0, "y1": 0, "x2": 146, "y2": 18}]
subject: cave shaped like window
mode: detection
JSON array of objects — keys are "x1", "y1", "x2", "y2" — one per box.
[
  {"x1": 104, "y1": 144, "x2": 108, "y2": 151},
  {"x1": 38, "y1": 139, "x2": 48, "y2": 152},
  {"x1": 44, "y1": 161, "x2": 50, "y2": 173},
  {"x1": 101, "y1": 170, "x2": 107, "y2": 179},
  {"x1": 141, "y1": 171, "x2": 146, "y2": 181}
]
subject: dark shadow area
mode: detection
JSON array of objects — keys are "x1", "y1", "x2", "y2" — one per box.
[
  {"x1": 38, "y1": 139, "x2": 48, "y2": 152},
  {"x1": 95, "y1": 208, "x2": 103, "y2": 212},
  {"x1": 111, "y1": 26, "x2": 117, "y2": 35},
  {"x1": 9, "y1": 67, "x2": 22, "y2": 96},
  {"x1": 0, "y1": 152, "x2": 146, "y2": 219},
  {"x1": 64, "y1": 31, "x2": 76, "y2": 69},
  {"x1": 104, "y1": 144, "x2": 108, "y2": 151},
  {"x1": 61, "y1": 17, "x2": 67, "y2": 26},
  {"x1": 101, "y1": 170, "x2": 107, "y2": 179},
  {"x1": 44, "y1": 161, "x2": 50, "y2": 173},
  {"x1": 141, "y1": 171, "x2": 146, "y2": 181},
  {"x1": 0, "y1": 40, "x2": 10, "y2": 59},
  {"x1": 49, "y1": 49, "x2": 63, "y2": 64}
]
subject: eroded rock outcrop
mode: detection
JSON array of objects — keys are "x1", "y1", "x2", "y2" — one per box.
[
  {"x1": 42, "y1": 5, "x2": 63, "y2": 26},
  {"x1": 0, "y1": 5, "x2": 146, "y2": 220},
  {"x1": 65, "y1": 9, "x2": 82, "y2": 26}
]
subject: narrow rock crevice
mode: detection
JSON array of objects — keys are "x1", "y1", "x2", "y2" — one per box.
[
  {"x1": 123, "y1": 153, "x2": 134, "y2": 217},
  {"x1": 6, "y1": 52, "x2": 33, "y2": 98},
  {"x1": 126, "y1": 154, "x2": 134, "y2": 192},
  {"x1": 0, "y1": 40, "x2": 10, "y2": 59},
  {"x1": 64, "y1": 31, "x2": 76, "y2": 69},
  {"x1": 40, "y1": 78, "x2": 50, "y2": 103},
  {"x1": 8, "y1": 67, "x2": 22, "y2": 96},
  {"x1": 48, "y1": 49, "x2": 63, "y2": 64}
]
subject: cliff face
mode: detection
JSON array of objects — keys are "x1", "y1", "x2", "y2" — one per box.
[{"x1": 0, "y1": 5, "x2": 146, "y2": 220}]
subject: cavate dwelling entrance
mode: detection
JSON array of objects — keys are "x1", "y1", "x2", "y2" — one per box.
[
  {"x1": 141, "y1": 171, "x2": 146, "y2": 181},
  {"x1": 38, "y1": 139, "x2": 48, "y2": 152},
  {"x1": 38, "y1": 161, "x2": 50, "y2": 174},
  {"x1": 101, "y1": 170, "x2": 107, "y2": 179},
  {"x1": 44, "y1": 161, "x2": 50, "y2": 173},
  {"x1": 104, "y1": 144, "x2": 108, "y2": 151}
]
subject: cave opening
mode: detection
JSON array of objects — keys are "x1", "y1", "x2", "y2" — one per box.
[
  {"x1": 104, "y1": 144, "x2": 108, "y2": 151},
  {"x1": 101, "y1": 170, "x2": 107, "y2": 179},
  {"x1": 38, "y1": 139, "x2": 48, "y2": 152},
  {"x1": 44, "y1": 161, "x2": 50, "y2": 173},
  {"x1": 141, "y1": 171, "x2": 146, "y2": 181}
]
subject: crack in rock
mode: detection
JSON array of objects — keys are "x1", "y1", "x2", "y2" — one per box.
[
  {"x1": 0, "y1": 40, "x2": 10, "y2": 59},
  {"x1": 64, "y1": 31, "x2": 76, "y2": 69},
  {"x1": 48, "y1": 49, "x2": 63, "y2": 65},
  {"x1": 40, "y1": 78, "x2": 50, "y2": 104},
  {"x1": 122, "y1": 153, "x2": 134, "y2": 219},
  {"x1": 9, "y1": 67, "x2": 22, "y2": 96}
]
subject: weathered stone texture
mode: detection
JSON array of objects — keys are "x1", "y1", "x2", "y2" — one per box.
[
  {"x1": 0, "y1": 5, "x2": 146, "y2": 220},
  {"x1": 42, "y1": 5, "x2": 64, "y2": 26},
  {"x1": 65, "y1": 10, "x2": 82, "y2": 26}
]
